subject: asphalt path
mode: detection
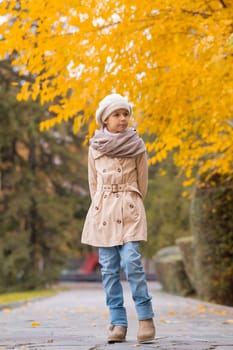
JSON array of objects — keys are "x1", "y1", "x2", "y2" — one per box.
[{"x1": 0, "y1": 281, "x2": 233, "y2": 350}]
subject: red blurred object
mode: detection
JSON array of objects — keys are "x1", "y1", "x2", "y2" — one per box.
[{"x1": 79, "y1": 252, "x2": 99, "y2": 274}]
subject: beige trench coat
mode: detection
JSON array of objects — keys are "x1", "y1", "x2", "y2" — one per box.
[{"x1": 81, "y1": 147, "x2": 148, "y2": 247}]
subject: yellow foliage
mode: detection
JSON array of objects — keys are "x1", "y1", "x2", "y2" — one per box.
[
  {"x1": 0, "y1": 0, "x2": 232, "y2": 180},
  {"x1": 183, "y1": 178, "x2": 196, "y2": 187}
]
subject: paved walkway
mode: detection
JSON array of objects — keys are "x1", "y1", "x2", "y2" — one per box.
[{"x1": 0, "y1": 282, "x2": 233, "y2": 350}]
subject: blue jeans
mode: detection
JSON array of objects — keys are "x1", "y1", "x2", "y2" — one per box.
[{"x1": 98, "y1": 242, "x2": 154, "y2": 327}]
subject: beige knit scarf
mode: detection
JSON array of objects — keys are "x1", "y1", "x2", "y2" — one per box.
[{"x1": 90, "y1": 128, "x2": 146, "y2": 158}]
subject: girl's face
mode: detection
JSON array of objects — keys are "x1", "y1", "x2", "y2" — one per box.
[{"x1": 104, "y1": 108, "x2": 130, "y2": 133}]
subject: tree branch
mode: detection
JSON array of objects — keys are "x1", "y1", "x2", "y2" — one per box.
[
  {"x1": 219, "y1": 0, "x2": 227, "y2": 8},
  {"x1": 181, "y1": 9, "x2": 211, "y2": 19},
  {"x1": 0, "y1": 59, "x2": 34, "y2": 83}
]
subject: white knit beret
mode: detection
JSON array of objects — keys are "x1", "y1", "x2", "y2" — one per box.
[{"x1": 96, "y1": 93, "x2": 132, "y2": 126}]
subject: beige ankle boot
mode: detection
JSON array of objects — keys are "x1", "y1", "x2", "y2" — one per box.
[
  {"x1": 108, "y1": 325, "x2": 127, "y2": 343},
  {"x1": 137, "y1": 318, "x2": 156, "y2": 343}
]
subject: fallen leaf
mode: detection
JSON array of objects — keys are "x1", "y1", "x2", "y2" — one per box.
[
  {"x1": 168, "y1": 310, "x2": 175, "y2": 316},
  {"x1": 2, "y1": 308, "x2": 11, "y2": 313},
  {"x1": 160, "y1": 319, "x2": 168, "y2": 323},
  {"x1": 31, "y1": 321, "x2": 41, "y2": 327},
  {"x1": 91, "y1": 306, "x2": 98, "y2": 312},
  {"x1": 197, "y1": 305, "x2": 206, "y2": 313},
  {"x1": 103, "y1": 310, "x2": 109, "y2": 317},
  {"x1": 76, "y1": 307, "x2": 85, "y2": 313},
  {"x1": 223, "y1": 319, "x2": 233, "y2": 324},
  {"x1": 211, "y1": 309, "x2": 228, "y2": 316}
]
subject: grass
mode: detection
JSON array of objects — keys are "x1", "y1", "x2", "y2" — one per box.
[{"x1": 0, "y1": 288, "x2": 63, "y2": 305}]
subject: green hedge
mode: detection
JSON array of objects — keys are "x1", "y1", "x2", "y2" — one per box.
[{"x1": 190, "y1": 175, "x2": 233, "y2": 305}]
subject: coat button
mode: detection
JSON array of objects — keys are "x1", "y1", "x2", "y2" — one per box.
[
  {"x1": 103, "y1": 169, "x2": 106, "y2": 173},
  {"x1": 95, "y1": 206, "x2": 99, "y2": 210},
  {"x1": 117, "y1": 168, "x2": 121, "y2": 172},
  {"x1": 116, "y1": 193, "x2": 120, "y2": 198},
  {"x1": 103, "y1": 221, "x2": 107, "y2": 226},
  {"x1": 117, "y1": 219, "x2": 122, "y2": 224}
]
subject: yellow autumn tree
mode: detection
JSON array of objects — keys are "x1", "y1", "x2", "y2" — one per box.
[{"x1": 0, "y1": 0, "x2": 232, "y2": 182}]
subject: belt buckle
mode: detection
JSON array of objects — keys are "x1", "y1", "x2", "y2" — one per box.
[{"x1": 111, "y1": 184, "x2": 118, "y2": 193}]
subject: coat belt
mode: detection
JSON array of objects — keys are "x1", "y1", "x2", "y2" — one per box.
[{"x1": 97, "y1": 184, "x2": 127, "y2": 193}]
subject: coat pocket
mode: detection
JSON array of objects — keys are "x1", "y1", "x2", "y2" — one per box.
[{"x1": 124, "y1": 192, "x2": 141, "y2": 220}]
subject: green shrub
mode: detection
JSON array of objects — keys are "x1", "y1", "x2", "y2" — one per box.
[{"x1": 190, "y1": 175, "x2": 233, "y2": 305}]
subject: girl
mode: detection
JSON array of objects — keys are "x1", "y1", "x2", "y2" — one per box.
[{"x1": 81, "y1": 93, "x2": 155, "y2": 344}]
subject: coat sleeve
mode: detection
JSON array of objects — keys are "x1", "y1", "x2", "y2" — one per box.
[
  {"x1": 136, "y1": 151, "x2": 148, "y2": 200},
  {"x1": 88, "y1": 147, "x2": 97, "y2": 200}
]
